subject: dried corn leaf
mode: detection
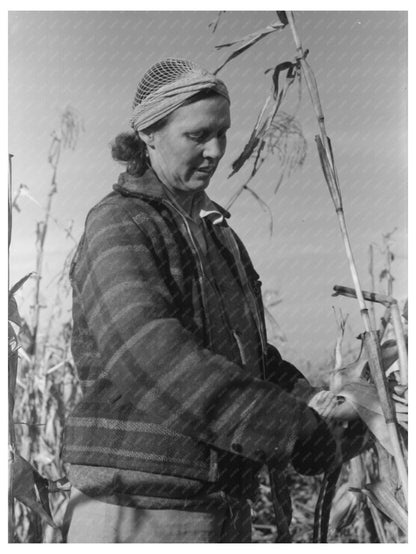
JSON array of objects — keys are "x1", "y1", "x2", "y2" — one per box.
[
  {"x1": 208, "y1": 11, "x2": 225, "y2": 33},
  {"x1": 363, "y1": 481, "x2": 407, "y2": 534},
  {"x1": 214, "y1": 20, "x2": 286, "y2": 74},
  {"x1": 48, "y1": 477, "x2": 71, "y2": 494},
  {"x1": 9, "y1": 295, "x2": 22, "y2": 327},
  {"x1": 227, "y1": 48, "x2": 304, "y2": 196},
  {"x1": 245, "y1": 185, "x2": 274, "y2": 235},
  {"x1": 18, "y1": 320, "x2": 36, "y2": 356},
  {"x1": 402, "y1": 300, "x2": 408, "y2": 322},
  {"x1": 8, "y1": 154, "x2": 13, "y2": 246},
  {"x1": 315, "y1": 135, "x2": 342, "y2": 210},
  {"x1": 230, "y1": 131, "x2": 261, "y2": 177},
  {"x1": 11, "y1": 454, "x2": 57, "y2": 528},
  {"x1": 61, "y1": 106, "x2": 84, "y2": 150},
  {"x1": 264, "y1": 309, "x2": 287, "y2": 343},
  {"x1": 331, "y1": 337, "x2": 400, "y2": 394},
  {"x1": 263, "y1": 289, "x2": 282, "y2": 308},
  {"x1": 330, "y1": 358, "x2": 366, "y2": 395},
  {"x1": 366, "y1": 500, "x2": 388, "y2": 542},
  {"x1": 230, "y1": 110, "x2": 306, "y2": 190},
  {"x1": 379, "y1": 339, "x2": 400, "y2": 372},
  {"x1": 9, "y1": 350, "x2": 18, "y2": 403},
  {"x1": 266, "y1": 61, "x2": 298, "y2": 106},
  {"x1": 9, "y1": 272, "x2": 34, "y2": 296},
  {"x1": 340, "y1": 382, "x2": 408, "y2": 421},
  {"x1": 11, "y1": 183, "x2": 30, "y2": 213},
  {"x1": 333, "y1": 310, "x2": 348, "y2": 370},
  {"x1": 276, "y1": 11, "x2": 289, "y2": 25},
  {"x1": 9, "y1": 322, "x2": 18, "y2": 350}
]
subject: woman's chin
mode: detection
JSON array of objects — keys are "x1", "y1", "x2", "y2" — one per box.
[{"x1": 191, "y1": 172, "x2": 213, "y2": 188}]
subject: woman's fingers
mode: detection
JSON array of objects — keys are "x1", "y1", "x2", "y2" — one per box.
[{"x1": 308, "y1": 390, "x2": 340, "y2": 419}]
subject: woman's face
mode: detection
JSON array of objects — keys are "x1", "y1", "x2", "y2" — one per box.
[{"x1": 142, "y1": 95, "x2": 231, "y2": 194}]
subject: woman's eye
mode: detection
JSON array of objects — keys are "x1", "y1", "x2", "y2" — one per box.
[
  {"x1": 187, "y1": 129, "x2": 227, "y2": 142},
  {"x1": 187, "y1": 132, "x2": 205, "y2": 141}
]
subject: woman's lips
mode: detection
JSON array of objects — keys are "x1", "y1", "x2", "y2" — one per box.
[{"x1": 195, "y1": 166, "x2": 215, "y2": 176}]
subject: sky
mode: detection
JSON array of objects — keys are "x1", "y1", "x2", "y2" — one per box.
[{"x1": 8, "y1": 9, "x2": 408, "y2": 375}]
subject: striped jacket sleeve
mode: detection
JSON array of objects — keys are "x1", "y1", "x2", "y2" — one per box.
[{"x1": 72, "y1": 200, "x2": 312, "y2": 465}]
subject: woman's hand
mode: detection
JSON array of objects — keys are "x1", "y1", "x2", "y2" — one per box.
[{"x1": 307, "y1": 389, "x2": 344, "y2": 420}]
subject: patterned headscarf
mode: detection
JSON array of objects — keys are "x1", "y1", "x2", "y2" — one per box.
[{"x1": 130, "y1": 58, "x2": 230, "y2": 132}]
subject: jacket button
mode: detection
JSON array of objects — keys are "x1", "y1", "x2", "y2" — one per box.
[
  {"x1": 254, "y1": 449, "x2": 266, "y2": 462},
  {"x1": 231, "y1": 442, "x2": 243, "y2": 454},
  {"x1": 252, "y1": 281, "x2": 262, "y2": 294}
]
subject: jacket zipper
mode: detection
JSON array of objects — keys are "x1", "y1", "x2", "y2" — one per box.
[
  {"x1": 232, "y1": 329, "x2": 247, "y2": 367},
  {"x1": 161, "y1": 199, "x2": 214, "y2": 346},
  {"x1": 163, "y1": 199, "x2": 251, "y2": 369},
  {"x1": 162, "y1": 199, "x2": 266, "y2": 378}
]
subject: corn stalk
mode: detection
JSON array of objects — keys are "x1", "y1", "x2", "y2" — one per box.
[
  {"x1": 31, "y1": 134, "x2": 60, "y2": 359},
  {"x1": 368, "y1": 245, "x2": 377, "y2": 330},
  {"x1": 9, "y1": 153, "x2": 16, "y2": 542},
  {"x1": 380, "y1": 230, "x2": 397, "y2": 296},
  {"x1": 285, "y1": 11, "x2": 407, "y2": 506},
  {"x1": 333, "y1": 286, "x2": 408, "y2": 387},
  {"x1": 30, "y1": 106, "x2": 83, "y2": 361},
  {"x1": 10, "y1": 107, "x2": 83, "y2": 542}
]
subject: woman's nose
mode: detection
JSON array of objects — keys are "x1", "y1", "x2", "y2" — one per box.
[{"x1": 203, "y1": 137, "x2": 225, "y2": 160}]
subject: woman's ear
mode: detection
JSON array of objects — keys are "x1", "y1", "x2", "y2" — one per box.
[{"x1": 138, "y1": 130, "x2": 154, "y2": 148}]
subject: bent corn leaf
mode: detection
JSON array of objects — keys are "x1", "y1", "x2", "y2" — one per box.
[
  {"x1": 230, "y1": 131, "x2": 261, "y2": 176},
  {"x1": 11, "y1": 454, "x2": 57, "y2": 528},
  {"x1": 245, "y1": 185, "x2": 274, "y2": 235},
  {"x1": 331, "y1": 338, "x2": 401, "y2": 393},
  {"x1": 266, "y1": 61, "x2": 298, "y2": 104},
  {"x1": 208, "y1": 11, "x2": 225, "y2": 33},
  {"x1": 214, "y1": 20, "x2": 286, "y2": 74},
  {"x1": 9, "y1": 272, "x2": 34, "y2": 296},
  {"x1": 48, "y1": 477, "x2": 72, "y2": 494},
  {"x1": 276, "y1": 11, "x2": 289, "y2": 26},
  {"x1": 363, "y1": 481, "x2": 407, "y2": 534},
  {"x1": 8, "y1": 296, "x2": 22, "y2": 328}
]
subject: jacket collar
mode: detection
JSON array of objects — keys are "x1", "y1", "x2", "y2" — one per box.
[
  {"x1": 113, "y1": 169, "x2": 230, "y2": 219},
  {"x1": 113, "y1": 169, "x2": 166, "y2": 200}
]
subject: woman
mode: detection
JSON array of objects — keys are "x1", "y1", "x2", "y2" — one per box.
[{"x1": 62, "y1": 58, "x2": 344, "y2": 543}]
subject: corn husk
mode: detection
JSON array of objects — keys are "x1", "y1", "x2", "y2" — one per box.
[
  {"x1": 362, "y1": 481, "x2": 407, "y2": 535},
  {"x1": 329, "y1": 483, "x2": 360, "y2": 532},
  {"x1": 335, "y1": 381, "x2": 407, "y2": 455}
]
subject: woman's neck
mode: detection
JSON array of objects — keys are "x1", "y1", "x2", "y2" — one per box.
[
  {"x1": 166, "y1": 187, "x2": 201, "y2": 216},
  {"x1": 149, "y1": 166, "x2": 203, "y2": 218}
]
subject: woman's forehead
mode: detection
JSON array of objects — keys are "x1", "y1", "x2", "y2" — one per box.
[{"x1": 168, "y1": 96, "x2": 231, "y2": 129}]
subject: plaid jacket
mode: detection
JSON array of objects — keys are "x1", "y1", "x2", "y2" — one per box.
[{"x1": 63, "y1": 170, "x2": 310, "y2": 484}]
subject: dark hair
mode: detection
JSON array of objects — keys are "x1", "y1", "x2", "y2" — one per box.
[
  {"x1": 111, "y1": 132, "x2": 146, "y2": 176},
  {"x1": 111, "y1": 89, "x2": 225, "y2": 177}
]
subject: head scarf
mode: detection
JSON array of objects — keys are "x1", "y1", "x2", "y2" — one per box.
[{"x1": 130, "y1": 58, "x2": 230, "y2": 132}]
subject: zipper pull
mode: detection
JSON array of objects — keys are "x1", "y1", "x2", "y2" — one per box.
[{"x1": 232, "y1": 329, "x2": 247, "y2": 367}]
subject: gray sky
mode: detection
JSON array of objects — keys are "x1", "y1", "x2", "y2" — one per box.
[{"x1": 8, "y1": 10, "x2": 407, "y2": 373}]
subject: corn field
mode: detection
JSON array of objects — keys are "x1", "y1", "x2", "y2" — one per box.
[
  {"x1": 8, "y1": 11, "x2": 407, "y2": 543},
  {"x1": 8, "y1": 109, "x2": 83, "y2": 543}
]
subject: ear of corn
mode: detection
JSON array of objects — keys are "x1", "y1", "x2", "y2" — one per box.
[
  {"x1": 335, "y1": 382, "x2": 408, "y2": 454},
  {"x1": 329, "y1": 483, "x2": 360, "y2": 532},
  {"x1": 362, "y1": 481, "x2": 407, "y2": 534}
]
